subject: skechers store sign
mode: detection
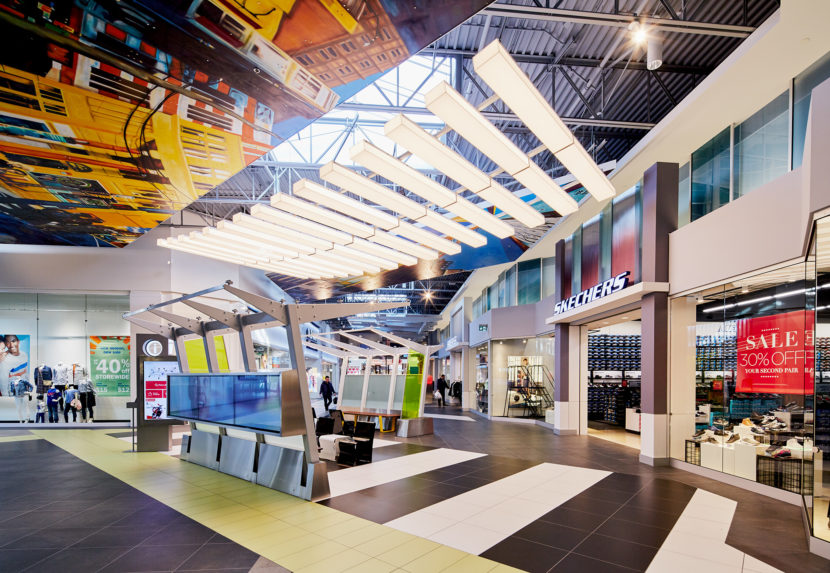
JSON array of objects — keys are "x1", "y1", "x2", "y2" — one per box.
[{"x1": 553, "y1": 272, "x2": 630, "y2": 315}]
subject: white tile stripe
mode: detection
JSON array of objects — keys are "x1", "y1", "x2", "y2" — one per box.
[
  {"x1": 424, "y1": 413, "x2": 478, "y2": 421},
  {"x1": 327, "y1": 448, "x2": 486, "y2": 498},
  {"x1": 384, "y1": 462, "x2": 611, "y2": 555},
  {"x1": 646, "y1": 489, "x2": 783, "y2": 573}
]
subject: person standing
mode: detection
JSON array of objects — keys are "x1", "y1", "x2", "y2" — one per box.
[
  {"x1": 78, "y1": 377, "x2": 96, "y2": 423},
  {"x1": 437, "y1": 375, "x2": 448, "y2": 408},
  {"x1": 320, "y1": 376, "x2": 335, "y2": 413}
]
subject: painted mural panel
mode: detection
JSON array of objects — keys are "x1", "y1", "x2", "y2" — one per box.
[{"x1": 0, "y1": 0, "x2": 489, "y2": 246}]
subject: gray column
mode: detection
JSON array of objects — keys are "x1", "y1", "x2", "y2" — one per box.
[{"x1": 639, "y1": 162, "x2": 678, "y2": 465}]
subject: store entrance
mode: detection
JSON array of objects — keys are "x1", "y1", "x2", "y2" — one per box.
[{"x1": 584, "y1": 311, "x2": 642, "y2": 450}]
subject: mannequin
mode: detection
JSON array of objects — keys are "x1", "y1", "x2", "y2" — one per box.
[
  {"x1": 78, "y1": 377, "x2": 96, "y2": 423},
  {"x1": 34, "y1": 363, "x2": 53, "y2": 394},
  {"x1": 53, "y1": 361, "x2": 71, "y2": 413}
]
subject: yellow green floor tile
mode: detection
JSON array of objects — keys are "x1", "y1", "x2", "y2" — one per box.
[
  {"x1": 400, "y1": 545, "x2": 469, "y2": 572},
  {"x1": 0, "y1": 435, "x2": 41, "y2": 442},
  {"x1": 352, "y1": 528, "x2": 414, "y2": 557},
  {"x1": 293, "y1": 547, "x2": 373, "y2": 573},
  {"x1": 342, "y1": 558, "x2": 399, "y2": 573},
  {"x1": 448, "y1": 555, "x2": 501, "y2": 572},
  {"x1": 377, "y1": 537, "x2": 443, "y2": 568},
  {"x1": 278, "y1": 540, "x2": 351, "y2": 571}
]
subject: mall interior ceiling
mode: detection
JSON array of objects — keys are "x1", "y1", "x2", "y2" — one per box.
[
  {"x1": 0, "y1": 0, "x2": 779, "y2": 338},
  {"x1": 181, "y1": 0, "x2": 779, "y2": 336}
]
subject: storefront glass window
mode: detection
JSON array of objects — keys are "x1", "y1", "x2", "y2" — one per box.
[
  {"x1": 541, "y1": 257, "x2": 556, "y2": 299},
  {"x1": 678, "y1": 162, "x2": 691, "y2": 227},
  {"x1": 670, "y1": 262, "x2": 814, "y2": 502},
  {"x1": 793, "y1": 51, "x2": 830, "y2": 169},
  {"x1": 505, "y1": 264, "x2": 517, "y2": 307},
  {"x1": 734, "y1": 91, "x2": 789, "y2": 199},
  {"x1": 0, "y1": 292, "x2": 130, "y2": 423},
  {"x1": 691, "y1": 127, "x2": 731, "y2": 222},
  {"x1": 571, "y1": 226, "x2": 582, "y2": 295},
  {"x1": 599, "y1": 203, "x2": 613, "y2": 281},
  {"x1": 811, "y1": 214, "x2": 830, "y2": 541},
  {"x1": 497, "y1": 271, "x2": 507, "y2": 308},
  {"x1": 488, "y1": 283, "x2": 497, "y2": 311},
  {"x1": 517, "y1": 259, "x2": 541, "y2": 306}
]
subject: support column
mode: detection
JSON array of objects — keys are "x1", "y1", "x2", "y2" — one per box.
[
  {"x1": 639, "y1": 161, "x2": 678, "y2": 466},
  {"x1": 669, "y1": 296, "x2": 698, "y2": 460},
  {"x1": 387, "y1": 354, "x2": 400, "y2": 411},
  {"x1": 554, "y1": 322, "x2": 582, "y2": 435}
]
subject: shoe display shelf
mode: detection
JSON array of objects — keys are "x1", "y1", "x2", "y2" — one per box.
[
  {"x1": 728, "y1": 397, "x2": 782, "y2": 421},
  {"x1": 685, "y1": 440, "x2": 701, "y2": 465},
  {"x1": 756, "y1": 456, "x2": 815, "y2": 495}
]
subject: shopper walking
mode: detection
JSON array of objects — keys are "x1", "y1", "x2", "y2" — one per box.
[
  {"x1": 437, "y1": 375, "x2": 448, "y2": 408},
  {"x1": 320, "y1": 376, "x2": 336, "y2": 413}
]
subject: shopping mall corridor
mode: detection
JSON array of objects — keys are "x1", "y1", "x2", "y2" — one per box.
[{"x1": 0, "y1": 414, "x2": 826, "y2": 573}]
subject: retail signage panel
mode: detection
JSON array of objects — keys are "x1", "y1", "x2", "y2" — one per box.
[
  {"x1": 0, "y1": 334, "x2": 31, "y2": 396},
  {"x1": 89, "y1": 336, "x2": 130, "y2": 396},
  {"x1": 479, "y1": 324, "x2": 489, "y2": 332},
  {"x1": 554, "y1": 271, "x2": 630, "y2": 315},
  {"x1": 144, "y1": 361, "x2": 178, "y2": 420},
  {"x1": 736, "y1": 310, "x2": 814, "y2": 394}
]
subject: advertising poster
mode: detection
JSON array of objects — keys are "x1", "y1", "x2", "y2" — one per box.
[
  {"x1": 0, "y1": 334, "x2": 31, "y2": 395},
  {"x1": 89, "y1": 336, "x2": 131, "y2": 396},
  {"x1": 144, "y1": 361, "x2": 179, "y2": 420},
  {"x1": 736, "y1": 310, "x2": 814, "y2": 394}
]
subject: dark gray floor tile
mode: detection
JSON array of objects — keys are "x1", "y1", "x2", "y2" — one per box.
[
  {"x1": 513, "y1": 521, "x2": 590, "y2": 551},
  {"x1": 481, "y1": 537, "x2": 567, "y2": 573},
  {"x1": 538, "y1": 506, "x2": 609, "y2": 531},
  {"x1": 142, "y1": 522, "x2": 220, "y2": 546},
  {"x1": 595, "y1": 517, "x2": 672, "y2": 548},
  {"x1": 0, "y1": 547, "x2": 60, "y2": 571},
  {"x1": 573, "y1": 534, "x2": 657, "y2": 571},
  {"x1": 175, "y1": 543, "x2": 260, "y2": 571},
  {"x1": 12, "y1": 527, "x2": 99, "y2": 549},
  {"x1": 99, "y1": 544, "x2": 201, "y2": 572},
  {"x1": 551, "y1": 552, "x2": 640, "y2": 572},
  {"x1": 72, "y1": 525, "x2": 156, "y2": 548},
  {"x1": 25, "y1": 546, "x2": 130, "y2": 573}
]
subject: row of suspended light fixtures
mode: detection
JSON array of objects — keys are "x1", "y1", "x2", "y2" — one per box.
[{"x1": 159, "y1": 41, "x2": 618, "y2": 279}]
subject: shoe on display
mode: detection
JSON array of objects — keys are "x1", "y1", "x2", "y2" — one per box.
[
  {"x1": 772, "y1": 448, "x2": 792, "y2": 459},
  {"x1": 706, "y1": 437, "x2": 720, "y2": 444},
  {"x1": 693, "y1": 429, "x2": 705, "y2": 437},
  {"x1": 741, "y1": 418, "x2": 754, "y2": 426},
  {"x1": 726, "y1": 434, "x2": 740, "y2": 444},
  {"x1": 751, "y1": 427, "x2": 766, "y2": 435}
]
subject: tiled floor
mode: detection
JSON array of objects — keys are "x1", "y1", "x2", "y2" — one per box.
[{"x1": 1, "y1": 412, "x2": 829, "y2": 572}]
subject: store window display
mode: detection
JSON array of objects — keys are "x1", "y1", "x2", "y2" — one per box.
[
  {"x1": 0, "y1": 292, "x2": 130, "y2": 423},
  {"x1": 674, "y1": 262, "x2": 814, "y2": 497}
]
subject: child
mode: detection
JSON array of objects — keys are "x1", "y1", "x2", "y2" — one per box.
[
  {"x1": 46, "y1": 386, "x2": 61, "y2": 423},
  {"x1": 35, "y1": 394, "x2": 45, "y2": 423}
]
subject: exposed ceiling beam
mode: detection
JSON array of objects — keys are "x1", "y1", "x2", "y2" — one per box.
[
  {"x1": 479, "y1": 4, "x2": 755, "y2": 37},
  {"x1": 420, "y1": 47, "x2": 711, "y2": 75},
  {"x1": 333, "y1": 102, "x2": 654, "y2": 129}
]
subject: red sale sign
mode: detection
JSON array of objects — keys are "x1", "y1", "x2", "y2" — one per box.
[{"x1": 736, "y1": 310, "x2": 814, "y2": 394}]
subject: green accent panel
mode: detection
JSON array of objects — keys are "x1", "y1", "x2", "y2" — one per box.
[
  {"x1": 402, "y1": 352, "x2": 424, "y2": 419},
  {"x1": 184, "y1": 337, "x2": 230, "y2": 374}
]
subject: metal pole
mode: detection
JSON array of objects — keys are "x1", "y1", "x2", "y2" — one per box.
[{"x1": 284, "y1": 305, "x2": 319, "y2": 464}]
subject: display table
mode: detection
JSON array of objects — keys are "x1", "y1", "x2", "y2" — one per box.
[{"x1": 340, "y1": 407, "x2": 401, "y2": 433}]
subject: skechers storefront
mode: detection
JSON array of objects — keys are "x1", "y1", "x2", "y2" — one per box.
[{"x1": 547, "y1": 66, "x2": 830, "y2": 553}]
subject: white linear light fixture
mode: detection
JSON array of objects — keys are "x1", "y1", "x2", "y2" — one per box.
[
  {"x1": 330, "y1": 244, "x2": 397, "y2": 270},
  {"x1": 201, "y1": 227, "x2": 300, "y2": 259},
  {"x1": 319, "y1": 162, "x2": 462, "y2": 254},
  {"x1": 321, "y1": 159, "x2": 484, "y2": 247},
  {"x1": 291, "y1": 178, "x2": 438, "y2": 261},
  {"x1": 271, "y1": 192, "x2": 375, "y2": 238},
  {"x1": 369, "y1": 230, "x2": 439, "y2": 261},
  {"x1": 215, "y1": 220, "x2": 314, "y2": 255},
  {"x1": 350, "y1": 141, "x2": 513, "y2": 239},
  {"x1": 233, "y1": 213, "x2": 333, "y2": 251},
  {"x1": 319, "y1": 161, "x2": 425, "y2": 219},
  {"x1": 385, "y1": 114, "x2": 545, "y2": 228},
  {"x1": 424, "y1": 81, "x2": 578, "y2": 216},
  {"x1": 251, "y1": 203, "x2": 352, "y2": 245},
  {"x1": 350, "y1": 236, "x2": 418, "y2": 266},
  {"x1": 159, "y1": 237, "x2": 325, "y2": 279},
  {"x1": 312, "y1": 250, "x2": 381, "y2": 274},
  {"x1": 392, "y1": 219, "x2": 462, "y2": 255},
  {"x1": 293, "y1": 179, "x2": 399, "y2": 229},
  {"x1": 473, "y1": 40, "x2": 616, "y2": 201},
  {"x1": 184, "y1": 232, "x2": 276, "y2": 263}
]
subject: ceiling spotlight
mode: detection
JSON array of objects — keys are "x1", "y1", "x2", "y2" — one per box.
[
  {"x1": 629, "y1": 21, "x2": 647, "y2": 45},
  {"x1": 423, "y1": 290, "x2": 433, "y2": 300},
  {"x1": 647, "y1": 33, "x2": 663, "y2": 71}
]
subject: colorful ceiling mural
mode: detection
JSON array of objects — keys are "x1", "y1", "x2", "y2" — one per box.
[{"x1": 0, "y1": 0, "x2": 489, "y2": 247}]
